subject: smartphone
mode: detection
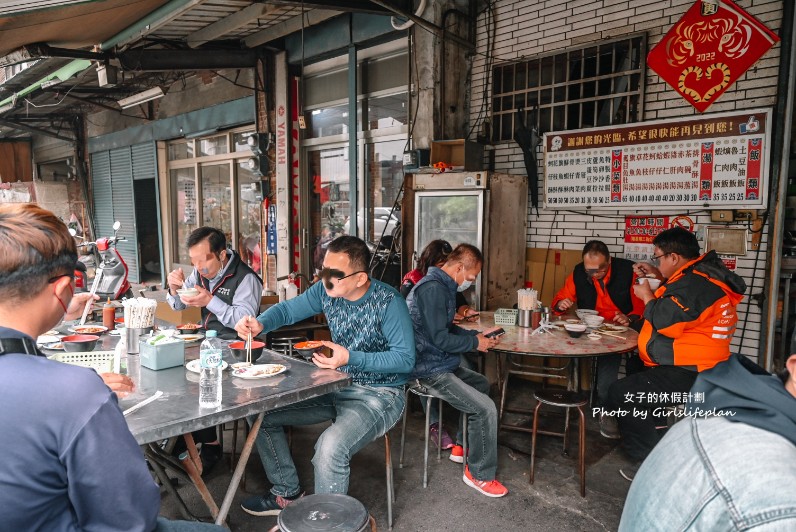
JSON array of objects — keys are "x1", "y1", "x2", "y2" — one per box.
[{"x1": 484, "y1": 328, "x2": 505, "y2": 338}]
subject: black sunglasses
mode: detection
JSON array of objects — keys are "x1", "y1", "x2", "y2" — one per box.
[{"x1": 320, "y1": 267, "x2": 367, "y2": 289}]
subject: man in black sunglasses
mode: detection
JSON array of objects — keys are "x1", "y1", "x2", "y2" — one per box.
[{"x1": 234, "y1": 235, "x2": 415, "y2": 516}]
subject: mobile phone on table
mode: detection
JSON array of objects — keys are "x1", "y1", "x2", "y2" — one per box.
[{"x1": 484, "y1": 328, "x2": 505, "y2": 338}]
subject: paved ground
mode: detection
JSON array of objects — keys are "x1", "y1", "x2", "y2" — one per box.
[{"x1": 158, "y1": 379, "x2": 636, "y2": 531}]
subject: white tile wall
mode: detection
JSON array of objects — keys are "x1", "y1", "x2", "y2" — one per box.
[{"x1": 470, "y1": 0, "x2": 785, "y2": 362}]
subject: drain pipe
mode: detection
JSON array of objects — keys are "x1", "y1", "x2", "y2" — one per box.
[{"x1": 762, "y1": 0, "x2": 795, "y2": 371}]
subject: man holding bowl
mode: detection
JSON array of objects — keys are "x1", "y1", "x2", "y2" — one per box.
[
  {"x1": 167, "y1": 226, "x2": 262, "y2": 340},
  {"x1": 234, "y1": 235, "x2": 414, "y2": 516},
  {"x1": 606, "y1": 227, "x2": 746, "y2": 480}
]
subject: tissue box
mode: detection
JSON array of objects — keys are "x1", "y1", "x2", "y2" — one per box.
[{"x1": 139, "y1": 339, "x2": 185, "y2": 370}]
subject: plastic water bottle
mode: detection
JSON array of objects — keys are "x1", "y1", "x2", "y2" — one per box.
[{"x1": 199, "y1": 330, "x2": 223, "y2": 408}]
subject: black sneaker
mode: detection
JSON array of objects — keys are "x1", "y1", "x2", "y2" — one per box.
[
  {"x1": 619, "y1": 465, "x2": 639, "y2": 482},
  {"x1": 599, "y1": 414, "x2": 621, "y2": 440},
  {"x1": 200, "y1": 443, "x2": 223, "y2": 475},
  {"x1": 241, "y1": 492, "x2": 303, "y2": 516}
]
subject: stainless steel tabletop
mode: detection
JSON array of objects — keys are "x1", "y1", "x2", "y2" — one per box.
[
  {"x1": 120, "y1": 348, "x2": 351, "y2": 445},
  {"x1": 55, "y1": 323, "x2": 351, "y2": 445}
]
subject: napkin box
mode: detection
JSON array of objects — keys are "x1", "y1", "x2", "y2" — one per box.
[{"x1": 139, "y1": 339, "x2": 185, "y2": 370}]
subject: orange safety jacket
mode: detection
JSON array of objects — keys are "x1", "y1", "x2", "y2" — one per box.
[
  {"x1": 551, "y1": 258, "x2": 646, "y2": 321},
  {"x1": 638, "y1": 251, "x2": 746, "y2": 372}
]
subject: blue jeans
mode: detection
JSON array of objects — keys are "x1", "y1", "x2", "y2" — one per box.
[
  {"x1": 254, "y1": 384, "x2": 404, "y2": 497},
  {"x1": 620, "y1": 417, "x2": 796, "y2": 530},
  {"x1": 422, "y1": 353, "x2": 479, "y2": 425},
  {"x1": 416, "y1": 367, "x2": 498, "y2": 481}
]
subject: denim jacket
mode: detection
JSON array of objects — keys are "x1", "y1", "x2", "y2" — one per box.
[{"x1": 407, "y1": 267, "x2": 478, "y2": 379}]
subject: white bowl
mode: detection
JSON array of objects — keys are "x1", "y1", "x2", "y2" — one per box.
[
  {"x1": 176, "y1": 288, "x2": 199, "y2": 297},
  {"x1": 583, "y1": 315, "x2": 605, "y2": 327},
  {"x1": 564, "y1": 323, "x2": 587, "y2": 332},
  {"x1": 638, "y1": 278, "x2": 662, "y2": 290},
  {"x1": 575, "y1": 309, "x2": 599, "y2": 319}
]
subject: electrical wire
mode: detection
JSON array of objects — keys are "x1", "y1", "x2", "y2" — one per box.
[{"x1": 467, "y1": 1, "x2": 495, "y2": 141}]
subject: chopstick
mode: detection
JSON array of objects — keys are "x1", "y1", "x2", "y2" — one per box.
[
  {"x1": 246, "y1": 332, "x2": 252, "y2": 365},
  {"x1": 591, "y1": 329, "x2": 627, "y2": 340},
  {"x1": 123, "y1": 390, "x2": 163, "y2": 417},
  {"x1": 79, "y1": 270, "x2": 104, "y2": 326}
]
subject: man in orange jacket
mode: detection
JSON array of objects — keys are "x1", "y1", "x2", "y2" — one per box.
[
  {"x1": 606, "y1": 227, "x2": 746, "y2": 478},
  {"x1": 551, "y1": 240, "x2": 646, "y2": 439}
]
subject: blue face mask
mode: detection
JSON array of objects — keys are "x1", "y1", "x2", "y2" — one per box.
[{"x1": 457, "y1": 279, "x2": 472, "y2": 292}]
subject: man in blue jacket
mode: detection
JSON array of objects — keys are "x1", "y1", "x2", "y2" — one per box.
[
  {"x1": 407, "y1": 243, "x2": 508, "y2": 497},
  {"x1": 619, "y1": 349, "x2": 796, "y2": 530},
  {"x1": 235, "y1": 235, "x2": 415, "y2": 516},
  {"x1": 0, "y1": 204, "x2": 221, "y2": 532}
]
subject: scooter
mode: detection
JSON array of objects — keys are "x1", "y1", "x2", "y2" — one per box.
[{"x1": 71, "y1": 221, "x2": 133, "y2": 300}]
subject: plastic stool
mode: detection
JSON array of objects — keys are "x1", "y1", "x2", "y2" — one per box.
[
  {"x1": 266, "y1": 493, "x2": 376, "y2": 532},
  {"x1": 529, "y1": 389, "x2": 588, "y2": 497}
]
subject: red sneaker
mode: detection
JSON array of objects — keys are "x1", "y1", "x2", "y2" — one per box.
[
  {"x1": 449, "y1": 444, "x2": 464, "y2": 463},
  {"x1": 463, "y1": 466, "x2": 508, "y2": 497}
]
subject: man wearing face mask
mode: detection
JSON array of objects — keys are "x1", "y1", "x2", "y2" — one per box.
[
  {"x1": 407, "y1": 244, "x2": 508, "y2": 497},
  {"x1": 0, "y1": 204, "x2": 222, "y2": 532},
  {"x1": 233, "y1": 235, "x2": 414, "y2": 516},
  {"x1": 167, "y1": 226, "x2": 262, "y2": 340}
]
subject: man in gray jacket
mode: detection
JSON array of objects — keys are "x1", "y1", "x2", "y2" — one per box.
[{"x1": 407, "y1": 243, "x2": 508, "y2": 497}]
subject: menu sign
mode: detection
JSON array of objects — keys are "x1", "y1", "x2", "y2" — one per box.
[{"x1": 544, "y1": 108, "x2": 771, "y2": 210}]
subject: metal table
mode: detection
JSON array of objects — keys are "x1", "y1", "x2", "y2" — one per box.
[
  {"x1": 83, "y1": 328, "x2": 351, "y2": 526},
  {"x1": 458, "y1": 312, "x2": 638, "y2": 434}
]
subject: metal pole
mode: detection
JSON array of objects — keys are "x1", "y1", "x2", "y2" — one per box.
[{"x1": 215, "y1": 413, "x2": 264, "y2": 526}]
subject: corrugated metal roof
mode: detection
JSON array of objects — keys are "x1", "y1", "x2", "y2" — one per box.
[{"x1": 0, "y1": 0, "x2": 97, "y2": 17}]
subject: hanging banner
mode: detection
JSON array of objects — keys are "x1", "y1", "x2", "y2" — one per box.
[
  {"x1": 647, "y1": 0, "x2": 779, "y2": 113},
  {"x1": 544, "y1": 108, "x2": 771, "y2": 210}
]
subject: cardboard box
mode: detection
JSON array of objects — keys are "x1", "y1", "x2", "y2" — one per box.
[
  {"x1": 155, "y1": 301, "x2": 201, "y2": 325},
  {"x1": 139, "y1": 338, "x2": 185, "y2": 370},
  {"x1": 430, "y1": 139, "x2": 484, "y2": 170},
  {"x1": 525, "y1": 248, "x2": 583, "y2": 307}
]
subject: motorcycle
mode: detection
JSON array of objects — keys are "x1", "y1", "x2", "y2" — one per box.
[{"x1": 70, "y1": 221, "x2": 133, "y2": 300}]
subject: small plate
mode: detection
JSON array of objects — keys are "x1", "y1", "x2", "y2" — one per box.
[
  {"x1": 37, "y1": 334, "x2": 61, "y2": 345},
  {"x1": 565, "y1": 319, "x2": 580, "y2": 324},
  {"x1": 41, "y1": 342, "x2": 64, "y2": 350},
  {"x1": 185, "y1": 359, "x2": 229, "y2": 373},
  {"x1": 177, "y1": 333, "x2": 205, "y2": 343},
  {"x1": 587, "y1": 333, "x2": 601, "y2": 341},
  {"x1": 600, "y1": 324, "x2": 628, "y2": 333},
  {"x1": 69, "y1": 325, "x2": 108, "y2": 335},
  {"x1": 233, "y1": 364, "x2": 287, "y2": 379},
  {"x1": 552, "y1": 320, "x2": 567, "y2": 326}
]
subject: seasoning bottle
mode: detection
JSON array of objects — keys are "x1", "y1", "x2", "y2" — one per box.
[{"x1": 103, "y1": 298, "x2": 115, "y2": 330}]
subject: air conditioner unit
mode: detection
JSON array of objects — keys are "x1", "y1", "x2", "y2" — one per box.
[{"x1": 117, "y1": 87, "x2": 165, "y2": 109}]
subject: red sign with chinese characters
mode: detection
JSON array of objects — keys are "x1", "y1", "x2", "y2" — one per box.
[
  {"x1": 648, "y1": 0, "x2": 779, "y2": 113},
  {"x1": 625, "y1": 216, "x2": 671, "y2": 244}
]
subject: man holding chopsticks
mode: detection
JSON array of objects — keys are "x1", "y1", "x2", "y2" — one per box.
[
  {"x1": 167, "y1": 226, "x2": 262, "y2": 340},
  {"x1": 233, "y1": 235, "x2": 415, "y2": 517},
  {"x1": 551, "y1": 240, "x2": 647, "y2": 439}
]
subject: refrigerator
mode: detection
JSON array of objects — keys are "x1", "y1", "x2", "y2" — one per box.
[{"x1": 401, "y1": 171, "x2": 528, "y2": 310}]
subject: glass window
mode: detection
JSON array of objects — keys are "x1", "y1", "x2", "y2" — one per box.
[
  {"x1": 308, "y1": 147, "x2": 349, "y2": 274},
  {"x1": 490, "y1": 35, "x2": 645, "y2": 140},
  {"x1": 168, "y1": 141, "x2": 194, "y2": 161},
  {"x1": 308, "y1": 104, "x2": 351, "y2": 138},
  {"x1": 200, "y1": 163, "x2": 232, "y2": 244},
  {"x1": 237, "y1": 162, "x2": 262, "y2": 274},
  {"x1": 363, "y1": 92, "x2": 408, "y2": 131},
  {"x1": 364, "y1": 140, "x2": 404, "y2": 245},
  {"x1": 198, "y1": 135, "x2": 228, "y2": 157},
  {"x1": 171, "y1": 167, "x2": 197, "y2": 264}
]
